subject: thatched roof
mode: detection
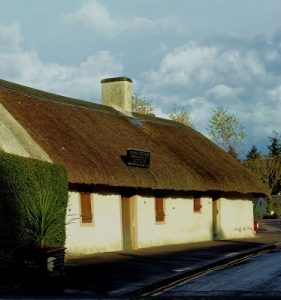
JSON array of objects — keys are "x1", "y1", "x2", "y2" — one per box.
[{"x1": 0, "y1": 79, "x2": 267, "y2": 195}]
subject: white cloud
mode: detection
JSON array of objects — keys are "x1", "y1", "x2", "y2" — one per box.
[
  {"x1": 146, "y1": 40, "x2": 271, "y2": 93},
  {"x1": 207, "y1": 84, "x2": 242, "y2": 102},
  {"x1": 0, "y1": 23, "x2": 123, "y2": 101},
  {"x1": 250, "y1": 101, "x2": 281, "y2": 138},
  {"x1": 146, "y1": 42, "x2": 267, "y2": 98},
  {"x1": 64, "y1": 0, "x2": 155, "y2": 37},
  {"x1": 46, "y1": 52, "x2": 123, "y2": 100},
  {"x1": 268, "y1": 85, "x2": 281, "y2": 101},
  {"x1": 148, "y1": 42, "x2": 218, "y2": 87},
  {"x1": 187, "y1": 97, "x2": 215, "y2": 132},
  {"x1": 63, "y1": 0, "x2": 183, "y2": 38},
  {"x1": 142, "y1": 36, "x2": 281, "y2": 152}
]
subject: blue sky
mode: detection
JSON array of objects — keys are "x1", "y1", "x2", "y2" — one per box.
[{"x1": 1, "y1": 0, "x2": 281, "y2": 155}]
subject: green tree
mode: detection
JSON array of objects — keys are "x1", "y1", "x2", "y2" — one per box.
[
  {"x1": 206, "y1": 106, "x2": 246, "y2": 154},
  {"x1": 246, "y1": 145, "x2": 261, "y2": 160},
  {"x1": 169, "y1": 106, "x2": 193, "y2": 127},
  {"x1": 245, "y1": 157, "x2": 281, "y2": 195},
  {"x1": 266, "y1": 196, "x2": 274, "y2": 215},
  {"x1": 267, "y1": 131, "x2": 281, "y2": 158},
  {"x1": 227, "y1": 145, "x2": 238, "y2": 160},
  {"x1": 132, "y1": 90, "x2": 155, "y2": 115}
]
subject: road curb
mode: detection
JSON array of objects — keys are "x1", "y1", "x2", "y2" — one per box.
[{"x1": 127, "y1": 242, "x2": 281, "y2": 296}]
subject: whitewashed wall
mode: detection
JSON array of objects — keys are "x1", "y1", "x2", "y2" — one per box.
[
  {"x1": 0, "y1": 103, "x2": 51, "y2": 161},
  {"x1": 65, "y1": 192, "x2": 122, "y2": 256},
  {"x1": 135, "y1": 196, "x2": 213, "y2": 248},
  {"x1": 64, "y1": 192, "x2": 254, "y2": 256},
  {"x1": 217, "y1": 195, "x2": 254, "y2": 239}
]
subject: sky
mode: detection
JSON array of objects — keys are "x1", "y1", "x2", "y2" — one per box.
[{"x1": 1, "y1": 0, "x2": 281, "y2": 156}]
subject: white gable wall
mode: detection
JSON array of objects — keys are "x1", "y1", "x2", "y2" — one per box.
[
  {"x1": 0, "y1": 103, "x2": 51, "y2": 161},
  {"x1": 217, "y1": 195, "x2": 254, "y2": 239}
]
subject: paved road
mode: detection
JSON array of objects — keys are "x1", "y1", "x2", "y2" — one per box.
[
  {"x1": 158, "y1": 248, "x2": 281, "y2": 298},
  {"x1": 2, "y1": 219, "x2": 278, "y2": 297},
  {"x1": 64, "y1": 240, "x2": 275, "y2": 297},
  {"x1": 60, "y1": 220, "x2": 281, "y2": 297}
]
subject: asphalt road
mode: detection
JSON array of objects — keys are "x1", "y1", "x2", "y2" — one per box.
[
  {"x1": 60, "y1": 219, "x2": 281, "y2": 297},
  {"x1": 158, "y1": 248, "x2": 281, "y2": 298},
  {"x1": 63, "y1": 240, "x2": 271, "y2": 297},
  {"x1": 2, "y1": 219, "x2": 278, "y2": 298}
]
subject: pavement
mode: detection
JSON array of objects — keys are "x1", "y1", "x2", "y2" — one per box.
[{"x1": 62, "y1": 219, "x2": 281, "y2": 297}]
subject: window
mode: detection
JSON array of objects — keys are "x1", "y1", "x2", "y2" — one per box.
[
  {"x1": 193, "y1": 196, "x2": 202, "y2": 213},
  {"x1": 80, "y1": 192, "x2": 93, "y2": 224},
  {"x1": 155, "y1": 197, "x2": 165, "y2": 222}
]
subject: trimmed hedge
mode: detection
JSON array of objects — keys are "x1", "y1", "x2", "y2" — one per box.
[
  {"x1": 0, "y1": 152, "x2": 68, "y2": 268},
  {"x1": 263, "y1": 213, "x2": 279, "y2": 219}
]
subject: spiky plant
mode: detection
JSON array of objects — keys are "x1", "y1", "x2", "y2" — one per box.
[{"x1": 24, "y1": 186, "x2": 66, "y2": 248}]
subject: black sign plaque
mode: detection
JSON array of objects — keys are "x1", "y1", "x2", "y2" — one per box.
[{"x1": 126, "y1": 148, "x2": 150, "y2": 168}]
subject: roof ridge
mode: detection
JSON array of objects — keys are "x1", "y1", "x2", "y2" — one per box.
[
  {"x1": 0, "y1": 78, "x2": 118, "y2": 114},
  {"x1": 0, "y1": 79, "x2": 184, "y2": 126}
]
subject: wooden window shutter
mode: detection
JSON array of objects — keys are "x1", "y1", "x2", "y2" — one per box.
[
  {"x1": 80, "y1": 192, "x2": 93, "y2": 223},
  {"x1": 155, "y1": 197, "x2": 165, "y2": 222},
  {"x1": 194, "y1": 197, "x2": 201, "y2": 213}
]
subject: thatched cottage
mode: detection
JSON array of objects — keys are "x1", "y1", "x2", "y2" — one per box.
[{"x1": 0, "y1": 76, "x2": 266, "y2": 256}]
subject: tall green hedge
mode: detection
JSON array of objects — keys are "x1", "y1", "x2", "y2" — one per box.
[{"x1": 0, "y1": 152, "x2": 68, "y2": 268}]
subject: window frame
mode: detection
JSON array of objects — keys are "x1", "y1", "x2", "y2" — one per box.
[
  {"x1": 80, "y1": 192, "x2": 93, "y2": 225},
  {"x1": 193, "y1": 196, "x2": 202, "y2": 213},
  {"x1": 155, "y1": 197, "x2": 165, "y2": 223}
]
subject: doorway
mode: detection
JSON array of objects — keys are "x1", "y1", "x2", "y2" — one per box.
[
  {"x1": 212, "y1": 196, "x2": 219, "y2": 240},
  {"x1": 121, "y1": 196, "x2": 137, "y2": 250}
]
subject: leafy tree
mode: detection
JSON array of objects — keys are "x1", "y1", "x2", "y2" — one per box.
[
  {"x1": 267, "y1": 131, "x2": 281, "y2": 158},
  {"x1": 206, "y1": 106, "x2": 246, "y2": 153},
  {"x1": 266, "y1": 196, "x2": 274, "y2": 215},
  {"x1": 169, "y1": 106, "x2": 193, "y2": 127},
  {"x1": 227, "y1": 145, "x2": 238, "y2": 160},
  {"x1": 246, "y1": 145, "x2": 261, "y2": 160},
  {"x1": 132, "y1": 90, "x2": 155, "y2": 115},
  {"x1": 245, "y1": 133, "x2": 281, "y2": 196},
  {"x1": 245, "y1": 157, "x2": 281, "y2": 195}
]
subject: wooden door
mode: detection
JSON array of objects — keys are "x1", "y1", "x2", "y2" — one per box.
[
  {"x1": 212, "y1": 197, "x2": 218, "y2": 240},
  {"x1": 121, "y1": 196, "x2": 137, "y2": 250}
]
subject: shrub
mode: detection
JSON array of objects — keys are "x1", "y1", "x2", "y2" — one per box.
[
  {"x1": 0, "y1": 152, "x2": 68, "y2": 268},
  {"x1": 263, "y1": 213, "x2": 279, "y2": 219}
]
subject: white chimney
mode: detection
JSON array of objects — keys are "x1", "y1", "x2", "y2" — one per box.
[{"x1": 101, "y1": 77, "x2": 132, "y2": 115}]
